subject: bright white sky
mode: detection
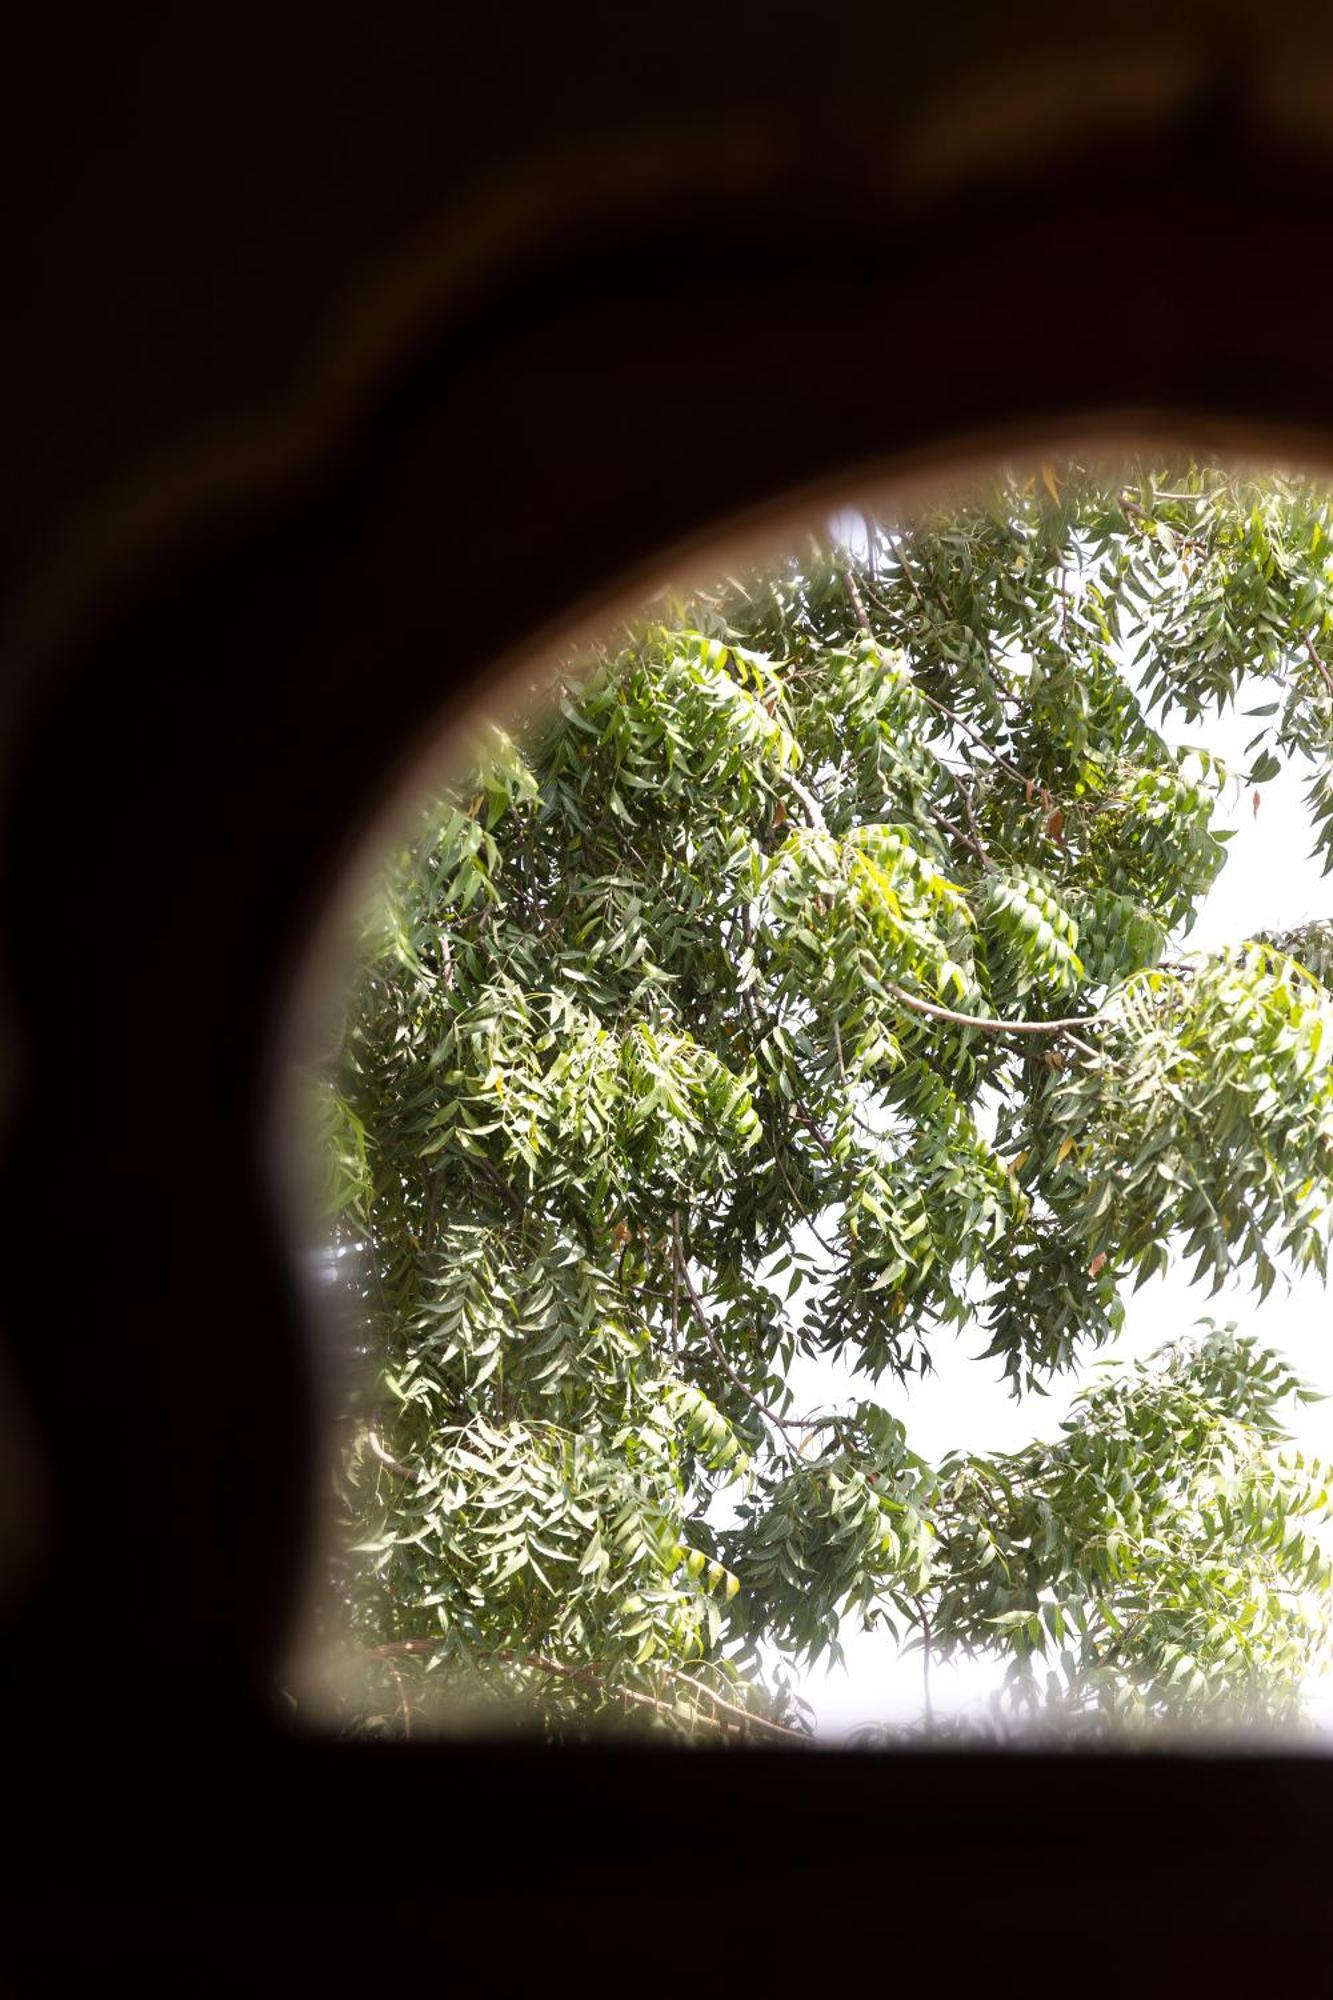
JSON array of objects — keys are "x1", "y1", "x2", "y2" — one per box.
[{"x1": 774, "y1": 631, "x2": 1333, "y2": 1741}]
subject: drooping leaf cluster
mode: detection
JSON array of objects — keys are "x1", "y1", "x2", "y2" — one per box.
[
  {"x1": 924, "y1": 1327, "x2": 1331, "y2": 1735},
  {"x1": 312, "y1": 464, "x2": 1333, "y2": 1741}
]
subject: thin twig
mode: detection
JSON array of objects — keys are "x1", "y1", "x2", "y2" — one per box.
[
  {"x1": 866, "y1": 561, "x2": 1020, "y2": 706},
  {"x1": 670, "y1": 1251, "x2": 680, "y2": 1360},
  {"x1": 657, "y1": 1671, "x2": 811, "y2": 1742},
  {"x1": 950, "y1": 766, "x2": 992, "y2": 867},
  {"x1": 367, "y1": 1430, "x2": 415, "y2": 1480},
  {"x1": 1057, "y1": 565, "x2": 1069, "y2": 649},
  {"x1": 792, "y1": 1101, "x2": 839, "y2": 1165},
  {"x1": 1118, "y1": 492, "x2": 1205, "y2": 555},
  {"x1": 672, "y1": 1215, "x2": 805, "y2": 1437},
  {"x1": 843, "y1": 567, "x2": 874, "y2": 639},
  {"x1": 890, "y1": 538, "x2": 928, "y2": 613},
  {"x1": 473, "y1": 1152, "x2": 526, "y2": 1221},
  {"x1": 745, "y1": 985, "x2": 836, "y2": 1173},
  {"x1": 386, "y1": 1661, "x2": 413, "y2": 1739},
  {"x1": 929, "y1": 804, "x2": 992, "y2": 869},
  {"x1": 911, "y1": 684, "x2": 1037, "y2": 794},
  {"x1": 831, "y1": 1014, "x2": 848, "y2": 1088},
  {"x1": 1061, "y1": 1030, "x2": 1108, "y2": 1064},
  {"x1": 518, "y1": 1654, "x2": 809, "y2": 1743},
  {"x1": 364, "y1": 1641, "x2": 810, "y2": 1743},
  {"x1": 1304, "y1": 631, "x2": 1333, "y2": 701},
  {"x1": 768, "y1": 1137, "x2": 841, "y2": 1259},
  {"x1": 913, "y1": 1595, "x2": 934, "y2": 1731},
  {"x1": 738, "y1": 921, "x2": 844, "y2": 1252}
]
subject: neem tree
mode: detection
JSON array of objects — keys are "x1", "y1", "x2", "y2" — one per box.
[{"x1": 313, "y1": 464, "x2": 1333, "y2": 1741}]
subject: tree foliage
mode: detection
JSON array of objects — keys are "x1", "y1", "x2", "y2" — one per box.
[{"x1": 311, "y1": 464, "x2": 1333, "y2": 1742}]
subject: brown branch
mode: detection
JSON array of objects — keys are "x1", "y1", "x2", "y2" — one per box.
[
  {"x1": 929, "y1": 804, "x2": 993, "y2": 870},
  {"x1": 472, "y1": 1151, "x2": 527, "y2": 1221},
  {"x1": 983, "y1": 650, "x2": 1021, "y2": 707},
  {"x1": 885, "y1": 981, "x2": 1107, "y2": 1038},
  {"x1": 1118, "y1": 493, "x2": 1156, "y2": 533}
]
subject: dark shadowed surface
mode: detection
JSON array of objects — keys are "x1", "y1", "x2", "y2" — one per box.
[{"x1": 4, "y1": 5, "x2": 1333, "y2": 1987}]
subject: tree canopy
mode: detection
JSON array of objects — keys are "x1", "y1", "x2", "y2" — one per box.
[{"x1": 310, "y1": 463, "x2": 1333, "y2": 1742}]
